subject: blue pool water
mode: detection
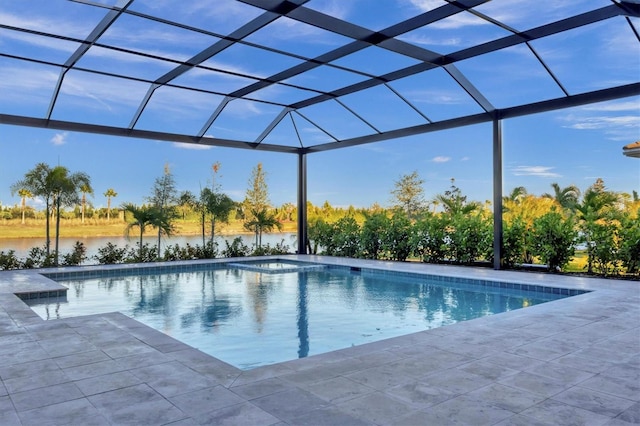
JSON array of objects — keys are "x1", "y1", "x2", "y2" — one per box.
[{"x1": 27, "y1": 262, "x2": 573, "y2": 369}]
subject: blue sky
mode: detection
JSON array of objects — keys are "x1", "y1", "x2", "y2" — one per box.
[{"x1": 0, "y1": 0, "x2": 638, "y2": 211}]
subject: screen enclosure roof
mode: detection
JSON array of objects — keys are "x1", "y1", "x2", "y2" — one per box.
[{"x1": 1, "y1": 0, "x2": 639, "y2": 155}]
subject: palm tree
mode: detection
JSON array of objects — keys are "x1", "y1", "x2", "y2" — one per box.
[
  {"x1": 17, "y1": 188, "x2": 33, "y2": 224},
  {"x1": 48, "y1": 166, "x2": 92, "y2": 265},
  {"x1": 243, "y1": 207, "x2": 282, "y2": 249},
  {"x1": 123, "y1": 203, "x2": 173, "y2": 260},
  {"x1": 11, "y1": 163, "x2": 54, "y2": 255},
  {"x1": 104, "y1": 188, "x2": 117, "y2": 221},
  {"x1": 80, "y1": 183, "x2": 93, "y2": 224},
  {"x1": 543, "y1": 183, "x2": 581, "y2": 211}
]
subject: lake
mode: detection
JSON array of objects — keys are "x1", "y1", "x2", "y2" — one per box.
[{"x1": 0, "y1": 233, "x2": 298, "y2": 264}]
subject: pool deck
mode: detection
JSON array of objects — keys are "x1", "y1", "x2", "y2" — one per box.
[{"x1": 0, "y1": 255, "x2": 638, "y2": 425}]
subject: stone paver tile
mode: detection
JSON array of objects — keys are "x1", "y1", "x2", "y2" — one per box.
[
  {"x1": 37, "y1": 334, "x2": 97, "y2": 357},
  {"x1": 306, "y1": 376, "x2": 375, "y2": 404},
  {"x1": 230, "y1": 377, "x2": 294, "y2": 400},
  {"x1": 87, "y1": 382, "x2": 187, "y2": 424},
  {"x1": 169, "y1": 385, "x2": 246, "y2": 416},
  {"x1": 130, "y1": 361, "x2": 218, "y2": 398},
  {"x1": 17, "y1": 398, "x2": 109, "y2": 426},
  {"x1": 24, "y1": 323, "x2": 77, "y2": 341},
  {"x1": 279, "y1": 365, "x2": 343, "y2": 386},
  {"x1": 614, "y1": 401, "x2": 640, "y2": 424},
  {"x1": 75, "y1": 371, "x2": 143, "y2": 396},
  {"x1": 553, "y1": 386, "x2": 636, "y2": 418},
  {"x1": 551, "y1": 352, "x2": 617, "y2": 374},
  {"x1": 519, "y1": 399, "x2": 611, "y2": 426},
  {"x1": 0, "y1": 382, "x2": 6, "y2": 397},
  {"x1": 108, "y1": 399, "x2": 188, "y2": 425},
  {"x1": 344, "y1": 363, "x2": 415, "y2": 391},
  {"x1": 1, "y1": 345, "x2": 51, "y2": 366},
  {"x1": 114, "y1": 349, "x2": 172, "y2": 370},
  {"x1": 395, "y1": 394, "x2": 514, "y2": 426},
  {"x1": 385, "y1": 380, "x2": 456, "y2": 409},
  {"x1": 467, "y1": 383, "x2": 547, "y2": 413},
  {"x1": 289, "y1": 406, "x2": 374, "y2": 426},
  {"x1": 494, "y1": 413, "x2": 560, "y2": 426},
  {"x1": 0, "y1": 358, "x2": 60, "y2": 380},
  {"x1": 482, "y1": 352, "x2": 544, "y2": 371},
  {"x1": 525, "y1": 361, "x2": 595, "y2": 385},
  {"x1": 251, "y1": 388, "x2": 328, "y2": 422},
  {"x1": 53, "y1": 349, "x2": 111, "y2": 369},
  {"x1": 3, "y1": 368, "x2": 71, "y2": 394},
  {"x1": 601, "y1": 364, "x2": 640, "y2": 381},
  {"x1": 194, "y1": 402, "x2": 280, "y2": 426},
  {"x1": 498, "y1": 371, "x2": 571, "y2": 398},
  {"x1": 87, "y1": 383, "x2": 161, "y2": 412},
  {"x1": 62, "y1": 359, "x2": 128, "y2": 381},
  {"x1": 336, "y1": 391, "x2": 418, "y2": 425},
  {"x1": 579, "y1": 374, "x2": 640, "y2": 402},
  {"x1": 457, "y1": 359, "x2": 521, "y2": 381},
  {"x1": 0, "y1": 395, "x2": 20, "y2": 426},
  {"x1": 9, "y1": 382, "x2": 84, "y2": 412},
  {"x1": 230, "y1": 364, "x2": 294, "y2": 388},
  {"x1": 418, "y1": 367, "x2": 494, "y2": 395},
  {"x1": 100, "y1": 339, "x2": 157, "y2": 359}
]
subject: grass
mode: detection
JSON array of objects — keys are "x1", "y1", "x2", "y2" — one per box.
[{"x1": 0, "y1": 218, "x2": 298, "y2": 239}]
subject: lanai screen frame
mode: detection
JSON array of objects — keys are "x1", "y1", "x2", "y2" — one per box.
[{"x1": 1, "y1": 0, "x2": 639, "y2": 268}]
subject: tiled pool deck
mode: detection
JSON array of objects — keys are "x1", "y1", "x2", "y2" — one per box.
[{"x1": 0, "y1": 255, "x2": 638, "y2": 425}]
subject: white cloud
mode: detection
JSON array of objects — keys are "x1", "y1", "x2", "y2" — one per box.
[
  {"x1": 172, "y1": 142, "x2": 212, "y2": 150},
  {"x1": 460, "y1": 156, "x2": 470, "y2": 161},
  {"x1": 432, "y1": 156, "x2": 451, "y2": 163},
  {"x1": 50, "y1": 132, "x2": 68, "y2": 146},
  {"x1": 511, "y1": 166, "x2": 561, "y2": 178}
]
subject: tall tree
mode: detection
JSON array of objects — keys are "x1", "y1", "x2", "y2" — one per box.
[
  {"x1": 80, "y1": 183, "x2": 93, "y2": 224},
  {"x1": 244, "y1": 162, "x2": 270, "y2": 213},
  {"x1": 390, "y1": 171, "x2": 425, "y2": 219},
  {"x1": 543, "y1": 183, "x2": 581, "y2": 211},
  {"x1": 205, "y1": 189, "x2": 235, "y2": 245},
  {"x1": 11, "y1": 163, "x2": 54, "y2": 255},
  {"x1": 47, "y1": 166, "x2": 92, "y2": 265},
  {"x1": 435, "y1": 178, "x2": 480, "y2": 215},
  {"x1": 17, "y1": 188, "x2": 33, "y2": 224},
  {"x1": 104, "y1": 188, "x2": 117, "y2": 221},
  {"x1": 148, "y1": 164, "x2": 178, "y2": 259}
]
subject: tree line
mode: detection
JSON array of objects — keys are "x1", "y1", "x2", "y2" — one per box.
[{"x1": 2, "y1": 163, "x2": 639, "y2": 277}]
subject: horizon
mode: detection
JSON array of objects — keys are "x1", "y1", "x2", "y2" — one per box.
[{"x1": 0, "y1": 1, "x2": 638, "y2": 212}]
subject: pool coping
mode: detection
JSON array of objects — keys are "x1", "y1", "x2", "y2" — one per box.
[{"x1": 0, "y1": 255, "x2": 638, "y2": 424}]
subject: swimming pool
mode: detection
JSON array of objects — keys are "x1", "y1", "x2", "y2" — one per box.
[{"x1": 26, "y1": 260, "x2": 581, "y2": 370}]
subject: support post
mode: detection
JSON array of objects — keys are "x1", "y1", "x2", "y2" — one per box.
[
  {"x1": 493, "y1": 118, "x2": 503, "y2": 270},
  {"x1": 297, "y1": 153, "x2": 308, "y2": 254}
]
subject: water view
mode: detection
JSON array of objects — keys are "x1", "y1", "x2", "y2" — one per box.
[{"x1": 0, "y1": 233, "x2": 297, "y2": 263}]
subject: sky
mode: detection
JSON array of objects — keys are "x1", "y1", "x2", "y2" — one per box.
[{"x1": 0, "y1": 0, "x2": 639, "y2": 213}]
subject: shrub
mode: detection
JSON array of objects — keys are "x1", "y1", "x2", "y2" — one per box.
[
  {"x1": 619, "y1": 211, "x2": 640, "y2": 275},
  {"x1": 360, "y1": 212, "x2": 389, "y2": 259},
  {"x1": 22, "y1": 246, "x2": 55, "y2": 268},
  {"x1": 502, "y1": 215, "x2": 528, "y2": 268},
  {"x1": 0, "y1": 250, "x2": 22, "y2": 270},
  {"x1": 531, "y1": 210, "x2": 577, "y2": 271},
  {"x1": 446, "y1": 213, "x2": 493, "y2": 264},
  {"x1": 60, "y1": 241, "x2": 87, "y2": 266},
  {"x1": 383, "y1": 212, "x2": 412, "y2": 261},
  {"x1": 222, "y1": 237, "x2": 250, "y2": 258},
  {"x1": 411, "y1": 213, "x2": 449, "y2": 263},
  {"x1": 94, "y1": 242, "x2": 127, "y2": 264}
]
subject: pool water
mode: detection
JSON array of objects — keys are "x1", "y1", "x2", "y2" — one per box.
[{"x1": 27, "y1": 265, "x2": 568, "y2": 369}]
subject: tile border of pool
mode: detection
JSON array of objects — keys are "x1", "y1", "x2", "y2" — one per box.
[
  {"x1": 0, "y1": 255, "x2": 637, "y2": 425},
  {"x1": 36, "y1": 256, "x2": 588, "y2": 298}
]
